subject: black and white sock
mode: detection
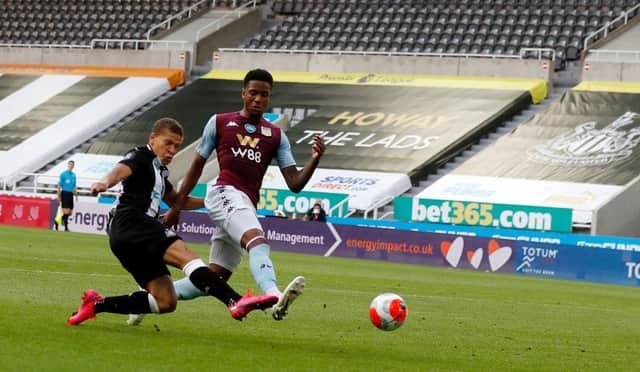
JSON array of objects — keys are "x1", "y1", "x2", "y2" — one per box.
[
  {"x1": 93, "y1": 291, "x2": 158, "y2": 314},
  {"x1": 183, "y1": 259, "x2": 241, "y2": 306}
]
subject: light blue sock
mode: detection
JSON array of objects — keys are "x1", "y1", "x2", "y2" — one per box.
[
  {"x1": 249, "y1": 243, "x2": 278, "y2": 294},
  {"x1": 174, "y1": 277, "x2": 205, "y2": 300}
]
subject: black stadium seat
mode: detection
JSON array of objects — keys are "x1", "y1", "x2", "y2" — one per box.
[
  {"x1": 0, "y1": 0, "x2": 206, "y2": 48},
  {"x1": 255, "y1": 0, "x2": 640, "y2": 69}
]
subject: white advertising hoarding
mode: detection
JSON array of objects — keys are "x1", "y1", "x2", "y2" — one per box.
[
  {"x1": 417, "y1": 175, "x2": 623, "y2": 225},
  {"x1": 64, "y1": 200, "x2": 114, "y2": 235},
  {"x1": 38, "y1": 153, "x2": 123, "y2": 190},
  {"x1": 259, "y1": 166, "x2": 412, "y2": 211}
]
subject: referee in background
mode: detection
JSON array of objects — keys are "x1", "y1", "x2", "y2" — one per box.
[{"x1": 56, "y1": 160, "x2": 77, "y2": 231}]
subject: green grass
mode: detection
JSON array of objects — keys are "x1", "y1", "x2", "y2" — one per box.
[{"x1": 1, "y1": 225, "x2": 639, "y2": 371}]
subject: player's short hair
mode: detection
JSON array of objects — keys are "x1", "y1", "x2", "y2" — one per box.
[
  {"x1": 244, "y1": 69, "x2": 273, "y2": 87},
  {"x1": 152, "y1": 117, "x2": 183, "y2": 137},
  {"x1": 68, "y1": 160, "x2": 75, "y2": 165}
]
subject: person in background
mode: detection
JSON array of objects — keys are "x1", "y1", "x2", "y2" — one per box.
[
  {"x1": 56, "y1": 160, "x2": 77, "y2": 231},
  {"x1": 303, "y1": 201, "x2": 327, "y2": 222}
]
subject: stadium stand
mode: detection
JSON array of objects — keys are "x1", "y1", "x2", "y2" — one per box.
[
  {"x1": 0, "y1": 67, "x2": 180, "y2": 189},
  {"x1": 240, "y1": 0, "x2": 640, "y2": 69},
  {"x1": 0, "y1": 0, "x2": 207, "y2": 48},
  {"x1": 417, "y1": 82, "x2": 640, "y2": 231},
  {"x1": 81, "y1": 68, "x2": 544, "y2": 214}
]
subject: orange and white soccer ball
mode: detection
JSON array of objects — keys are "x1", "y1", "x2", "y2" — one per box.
[{"x1": 369, "y1": 293, "x2": 408, "y2": 331}]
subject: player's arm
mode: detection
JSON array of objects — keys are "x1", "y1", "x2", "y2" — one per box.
[
  {"x1": 163, "y1": 188, "x2": 204, "y2": 210},
  {"x1": 173, "y1": 153, "x2": 207, "y2": 208},
  {"x1": 163, "y1": 115, "x2": 216, "y2": 226},
  {"x1": 90, "y1": 164, "x2": 132, "y2": 196},
  {"x1": 280, "y1": 134, "x2": 325, "y2": 193}
]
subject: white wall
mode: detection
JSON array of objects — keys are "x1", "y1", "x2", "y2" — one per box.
[
  {"x1": 593, "y1": 175, "x2": 640, "y2": 237},
  {"x1": 0, "y1": 47, "x2": 191, "y2": 72},
  {"x1": 214, "y1": 51, "x2": 554, "y2": 81}
]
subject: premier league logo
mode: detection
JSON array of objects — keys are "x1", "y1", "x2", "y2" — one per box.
[
  {"x1": 528, "y1": 112, "x2": 640, "y2": 166},
  {"x1": 244, "y1": 123, "x2": 256, "y2": 134}
]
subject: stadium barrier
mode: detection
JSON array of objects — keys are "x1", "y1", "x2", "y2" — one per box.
[
  {"x1": 583, "y1": 50, "x2": 640, "y2": 83},
  {"x1": 0, "y1": 64, "x2": 184, "y2": 89},
  {"x1": 3, "y1": 194, "x2": 638, "y2": 288},
  {"x1": 0, "y1": 47, "x2": 191, "y2": 76},
  {"x1": 0, "y1": 194, "x2": 52, "y2": 229},
  {"x1": 214, "y1": 49, "x2": 554, "y2": 82},
  {"x1": 174, "y1": 211, "x2": 640, "y2": 288}
]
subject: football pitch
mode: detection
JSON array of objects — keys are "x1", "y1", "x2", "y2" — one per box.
[{"x1": 1, "y1": 225, "x2": 639, "y2": 371}]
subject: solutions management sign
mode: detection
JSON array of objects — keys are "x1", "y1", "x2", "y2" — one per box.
[{"x1": 394, "y1": 197, "x2": 573, "y2": 233}]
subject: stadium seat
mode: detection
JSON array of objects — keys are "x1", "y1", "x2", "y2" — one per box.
[
  {"x1": 0, "y1": 0, "x2": 206, "y2": 47},
  {"x1": 232, "y1": 0, "x2": 640, "y2": 68}
]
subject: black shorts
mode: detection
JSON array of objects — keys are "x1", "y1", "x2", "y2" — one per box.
[
  {"x1": 108, "y1": 211, "x2": 181, "y2": 287},
  {"x1": 60, "y1": 191, "x2": 74, "y2": 209}
]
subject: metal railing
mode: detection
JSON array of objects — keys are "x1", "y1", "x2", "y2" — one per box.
[
  {"x1": 11, "y1": 172, "x2": 121, "y2": 195},
  {"x1": 584, "y1": 3, "x2": 640, "y2": 51},
  {"x1": 328, "y1": 195, "x2": 354, "y2": 218},
  {"x1": 587, "y1": 49, "x2": 640, "y2": 63},
  {"x1": 219, "y1": 47, "x2": 555, "y2": 60},
  {"x1": 196, "y1": 0, "x2": 257, "y2": 42},
  {"x1": 146, "y1": 0, "x2": 209, "y2": 40},
  {"x1": 0, "y1": 42, "x2": 90, "y2": 49},
  {"x1": 0, "y1": 176, "x2": 9, "y2": 191},
  {"x1": 362, "y1": 195, "x2": 395, "y2": 220},
  {"x1": 519, "y1": 47, "x2": 555, "y2": 61},
  {"x1": 90, "y1": 38, "x2": 192, "y2": 50},
  {"x1": 211, "y1": 0, "x2": 255, "y2": 8}
]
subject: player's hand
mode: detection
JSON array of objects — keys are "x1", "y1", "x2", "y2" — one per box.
[
  {"x1": 162, "y1": 208, "x2": 180, "y2": 227},
  {"x1": 90, "y1": 182, "x2": 107, "y2": 196},
  {"x1": 311, "y1": 135, "x2": 325, "y2": 160}
]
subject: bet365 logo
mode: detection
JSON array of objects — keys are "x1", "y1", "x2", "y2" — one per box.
[
  {"x1": 232, "y1": 134, "x2": 262, "y2": 163},
  {"x1": 440, "y1": 237, "x2": 512, "y2": 272}
]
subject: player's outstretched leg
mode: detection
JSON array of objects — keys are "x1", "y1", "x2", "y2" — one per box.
[
  {"x1": 272, "y1": 276, "x2": 305, "y2": 321},
  {"x1": 68, "y1": 290, "x2": 159, "y2": 326}
]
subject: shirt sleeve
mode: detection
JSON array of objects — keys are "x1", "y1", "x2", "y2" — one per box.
[
  {"x1": 277, "y1": 131, "x2": 297, "y2": 168},
  {"x1": 195, "y1": 115, "x2": 217, "y2": 159},
  {"x1": 118, "y1": 149, "x2": 141, "y2": 173},
  {"x1": 58, "y1": 172, "x2": 64, "y2": 187}
]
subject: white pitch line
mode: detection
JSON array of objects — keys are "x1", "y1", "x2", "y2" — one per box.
[{"x1": 0, "y1": 267, "x2": 128, "y2": 278}]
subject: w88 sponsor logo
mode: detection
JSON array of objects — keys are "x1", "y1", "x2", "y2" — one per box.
[
  {"x1": 231, "y1": 147, "x2": 262, "y2": 163},
  {"x1": 232, "y1": 134, "x2": 262, "y2": 163}
]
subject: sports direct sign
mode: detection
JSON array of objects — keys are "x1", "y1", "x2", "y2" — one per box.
[{"x1": 261, "y1": 166, "x2": 411, "y2": 211}]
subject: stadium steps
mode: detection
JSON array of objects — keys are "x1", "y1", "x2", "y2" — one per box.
[
  {"x1": 376, "y1": 88, "x2": 568, "y2": 220},
  {"x1": 19, "y1": 78, "x2": 198, "y2": 192}
]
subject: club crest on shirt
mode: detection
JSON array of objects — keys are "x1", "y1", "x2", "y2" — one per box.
[
  {"x1": 244, "y1": 123, "x2": 256, "y2": 134},
  {"x1": 261, "y1": 127, "x2": 272, "y2": 137},
  {"x1": 226, "y1": 121, "x2": 239, "y2": 127}
]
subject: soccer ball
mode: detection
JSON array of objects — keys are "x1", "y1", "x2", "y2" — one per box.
[{"x1": 369, "y1": 293, "x2": 407, "y2": 331}]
